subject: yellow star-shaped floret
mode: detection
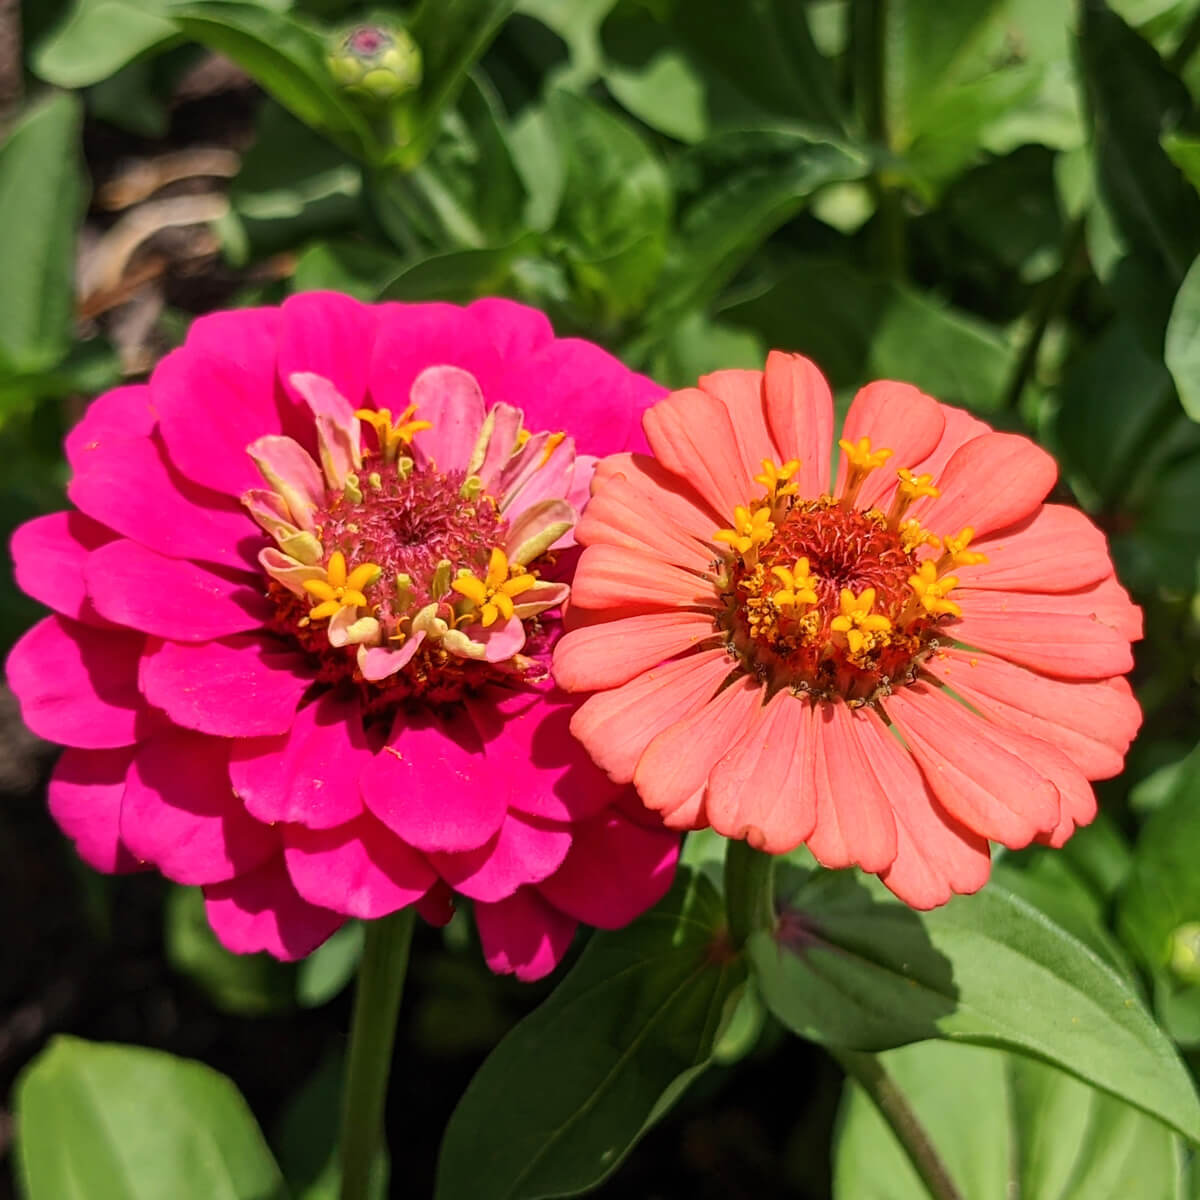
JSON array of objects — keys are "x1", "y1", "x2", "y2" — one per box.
[
  {"x1": 355, "y1": 404, "x2": 433, "y2": 461},
  {"x1": 713, "y1": 503, "x2": 776, "y2": 557},
  {"x1": 451, "y1": 547, "x2": 537, "y2": 627},
  {"x1": 908, "y1": 560, "x2": 962, "y2": 617},
  {"x1": 830, "y1": 587, "x2": 894, "y2": 656},
  {"x1": 839, "y1": 437, "x2": 894, "y2": 474},
  {"x1": 940, "y1": 525, "x2": 988, "y2": 568},
  {"x1": 770, "y1": 557, "x2": 819, "y2": 609},
  {"x1": 303, "y1": 550, "x2": 382, "y2": 621},
  {"x1": 754, "y1": 458, "x2": 802, "y2": 502}
]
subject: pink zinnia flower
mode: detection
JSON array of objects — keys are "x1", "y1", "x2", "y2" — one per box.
[
  {"x1": 7, "y1": 293, "x2": 679, "y2": 979},
  {"x1": 554, "y1": 352, "x2": 1143, "y2": 907}
]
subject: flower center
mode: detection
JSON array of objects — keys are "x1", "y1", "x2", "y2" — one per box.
[{"x1": 713, "y1": 445, "x2": 985, "y2": 704}]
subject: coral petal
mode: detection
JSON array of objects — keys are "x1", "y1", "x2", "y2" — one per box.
[
  {"x1": 571, "y1": 544, "x2": 718, "y2": 611},
  {"x1": 763, "y1": 351, "x2": 834, "y2": 496}
]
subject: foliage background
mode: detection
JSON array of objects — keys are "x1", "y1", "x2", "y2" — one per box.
[{"x1": 2, "y1": 0, "x2": 1200, "y2": 1196}]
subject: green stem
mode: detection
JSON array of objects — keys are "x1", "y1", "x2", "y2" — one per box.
[
  {"x1": 832, "y1": 1048, "x2": 964, "y2": 1200},
  {"x1": 723, "y1": 839, "x2": 777, "y2": 948},
  {"x1": 339, "y1": 907, "x2": 416, "y2": 1200}
]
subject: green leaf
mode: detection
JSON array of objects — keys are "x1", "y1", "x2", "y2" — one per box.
[
  {"x1": 1163, "y1": 130, "x2": 1200, "y2": 195},
  {"x1": 721, "y1": 257, "x2": 1014, "y2": 411},
  {"x1": 435, "y1": 865, "x2": 746, "y2": 1200},
  {"x1": 172, "y1": 2, "x2": 381, "y2": 163},
  {"x1": 296, "y1": 921, "x2": 363, "y2": 1007},
  {"x1": 377, "y1": 234, "x2": 539, "y2": 303},
  {"x1": 291, "y1": 239, "x2": 405, "y2": 299},
  {"x1": 0, "y1": 93, "x2": 84, "y2": 376},
  {"x1": 15, "y1": 1036, "x2": 287, "y2": 1199},
  {"x1": 32, "y1": 0, "x2": 179, "y2": 88},
  {"x1": 752, "y1": 868, "x2": 1200, "y2": 1143},
  {"x1": 834, "y1": 1041, "x2": 1185, "y2": 1199},
  {"x1": 1166, "y1": 253, "x2": 1200, "y2": 422}
]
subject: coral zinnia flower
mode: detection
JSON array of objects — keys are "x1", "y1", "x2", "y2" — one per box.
[
  {"x1": 7, "y1": 293, "x2": 678, "y2": 979},
  {"x1": 553, "y1": 352, "x2": 1142, "y2": 907}
]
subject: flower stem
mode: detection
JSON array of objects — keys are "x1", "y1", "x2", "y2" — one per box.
[
  {"x1": 339, "y1": 906, "x2": 416, "y2": 1200},
  {"x1": 831, "y1": 1048, "x2": 964, "y2": 1200},
  {"x1": 723, "y1": 839, "x2": 778, "y2": 948}
]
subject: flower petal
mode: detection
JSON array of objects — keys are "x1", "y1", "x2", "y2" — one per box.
[
  {"x1": 7, "y1": 615, "x2": 146, "y2": 748},
  {"x1": 430, "y1": 812, "x2": 572, "y2": 903},
  {"x1": 408, "y1": 364, "x2": 487, "y2": 473},
  {"x1": 48, "y1": 746, "x2": 143, "y2": 873},
  {"x1": 64, "y1": 385, "x2": 157, "y2": 471},
  {"x1": 11, "y1": 511, "x2": 116, "y2": 626},
  {"x1": 571, "y1": 544, "x2": 718, "y2": 611},
  {"x1": 591, "y1": 453, "x2": 724, "y2": 541},
  {"x1": 699, "y1": 368, "x2": 778, "y2": 485},
  {"x1": 907, "y1": 402, "x2": 990, "y2": 481},
  {"x1": 467, "y1": 297, "x2": 555, "y2": 359},
  {"x1": 474, "y1": 887, "x2": 576, "y2": 982},
  {"x1": 283, "y1": 813, "x2": 435, "y2": 919},
  {"x1": 960, "y1": 575, "x2": 1142, "y2": 640},
  {"x1": 139, "y1": 634, "x2": 312, "y2": 737},
  {"x1": 204, "y1": 855, "x2": 344, "y2": 961},
  {"x1": 121, "y1": 727, "x2": 278, "y2": 884},
  {"x1": 763, "y1": 351, "x2": 834, "y2": 497},
  {"x1": 279, "y1": 290, "x2": 376, "y2": 409}
]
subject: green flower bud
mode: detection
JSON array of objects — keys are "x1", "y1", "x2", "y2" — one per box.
[
  {"x1": 1168, "y1": 921, "x2": 1200, "y2": 984},
  {"x1": 327, "y1": 25, "x2": 422, "y2": 101}
]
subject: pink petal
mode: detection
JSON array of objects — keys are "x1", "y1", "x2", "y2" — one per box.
[
  {"x1": 418, "y1": 880, "x2": 455, "y2": 927},
  {"x1": 7, "y1": 615, "x2": 145, "y2": 748},
  {"x1": 279, "y1": 291, "x2": 376, "y2": 409},
  {"x1": 923, "y1": 648, "x2": 1140, "y2": 780},
  {"x1": 633, "y1": 676, "x2": 763, "y2": 829},
  {"x1": 359, "y1": 707, "x2": 507, "y2": 853},
  {"x1": 706, "y1": 690, "x2": 817, "y2": 852},
  {"x1": 698, "y1": 368, "x2": 778, "y2": 489},
  {"x1": 48, "y1": 746, "x2": 142, "y2": 873},
  {"x1": 472, "y1": 402, "x2": 526, "y2": 492},
  {"x1": 68, "y1": 433, "x2": 258, "y2": 573},
  {"x1": 553, "y1": 611, "x2": 718, "y2": 691},
  {"x1": 644, "y1": 386, "x2": 757, "y2": 520},
  {"x1": 497, "y1": 434, "x2": 577, "y2": 519},
  {"x1": 882, "y1": 682, "x2": 1060, "y2": 848},
  {"x1": 204, "y1": 855, "x2": 345, "y2": 961},
  {"x1": 283, "y1": 813, "x2": 435, "y2": 919},
  {"x1": 571, "y1": 544, "x2": 719, "y2": 611},
  {"x1": 229, "y1": 691, "x2": 370, "y2": 829},
  {"x1": 85, "y1": 539, "x2": 270, "y2": 641},
  {"x1": 474, "y1": 887, "x2": 576, "y2": 981},
  {"x1": 430, "y1": 812, "x2": 572, "y2": 902},
  {"x1": 467, "y1": 297, "x2": 555, "y2": 359},
  {"x1": 11, "y1": 511, "x2": 116, "y2": 626},
  {"x1": 836, "y1": 381, "x2": 945, "y2": 509},
  {"x1": 763, "y1": 351, "x2": 834, "y2": 497},
  {"x1": 536, "y1": 809, "x2": 679, "y2": 928},
  {"x1": 358, "y1": 634, "x2": 425, "y2": 681},
  {"x1": 807, "y1": 700, "x2": 898, "y2": 873},
  {"x1": 466, "y1": 613, "x2": 527, "y2": 663},
  {"x1": 961, "y1": 575, "x2": 1142, "y2": 640},
  {"x1": 590, "y1": 453, "x2": 724, "y2": 542},
  {"x1": 476, "y1": 688, "x2": 623, "y2": 824},
  {"x1": 408, "y1": 364, "x2": 487, "y2": 473},
  {"x1": 569, "y1": 648, "x2": 735, "y2": 784},
  {"x1": 914, "y1": 433, "x2": 1057, "y2": 538},
  {"x1": 849, "y1": 707, "x2": 991, "y2": 909},
  {"x1": 246, "y1": 435, "x2": 326, "y2": 531},
  {"x1": 907, "y1": 402, "x2": 990, "y2": 481},
  {"x1": 139, "y1": 634, "x2": 312, "y2": 737},
  {"x1": 289, "y1": 373, "x2": 361, "y2": 490},
  {"x1": 121, "y1": 726, "x2": 278, "y2": 884},
  {"x1": 64, "y1": 385, "x2": 156, "y2": 471}
]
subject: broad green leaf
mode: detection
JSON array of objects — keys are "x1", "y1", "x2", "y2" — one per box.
[
  {"x1": 15, "y1": 1036, "x2": 287, "y2": 1199},
  {"x1": 1166, "y1": 253, "x2": 1200, "y2": 422},
  {"x1": 721, "y1": 257, "x2": 1014, "y2": 410},
  {"x1": 638, "y1": 309, "x2": 766, "y2": 390},
  {"x1": 378, "y1": 234, "x2": 539, "y2": 302},
  {"x1": 435, "y1": 866, "x2": 746, "y2": 1200},
  {"x1": 290, "y1": 240, "x2": 405, "y2": 299},
  {"x1": 751, "y1": 868, "x2": 1200, "y2": 1143},
  {"x1": 296, "y1": 921, "x2": 363, "y2": 1007},
  {"x1": 834, "y1": 1041, "x2": 1185, "y2": 1199},
  {"x1": 32, "y1": 0, "x2": 179, "y2": 88},
  {"x1": 1163, "y1": 131, "x2": 1200, "y2": 195},
  {"x1": 0, "y1": 93, "x2": 84, "y2": 376},
  {"x1": 172, "y1": 2, "x2": 381, "y2": 163}
]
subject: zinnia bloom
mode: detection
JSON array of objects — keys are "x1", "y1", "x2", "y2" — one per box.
[
  {"x1": 554, "y1": 352, "x2": 1142, "y2": 907},
  {"x1": 7, "y1": 293, "x2": 678, "y2": 979}
]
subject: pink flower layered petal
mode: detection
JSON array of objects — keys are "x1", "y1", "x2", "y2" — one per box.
[
  {"x1": 467, "y1": 297, "x2": 554, "y2": 359},
  {"x1": 924, "y1": 649, "x2": 1140, "y2": 779},
  {"x1": 763, "y1": 351, "x2": 834, "y2": 496},
  {"x1": 634, "y1": 677, "x2": 763, "y2": 830},
  {"x1": 279, "y1": 291, "x2": 376, "y2": 410},
  {"x1": 536, "y1": 809, "x2": 678, "y2": 928},
  {"x1": 121, "y1": 727, "x2": 278, "y2": 885},
  {"x1": 569, "y1": 648, "x2": 734, "y2": 784},
  {"x1": 11, "y1": 511, "x2": 115, "y2": 626},
  {"x1": 230, "y1": 691, "x2": 371, "y2": 828},
  {"x1": 64, "y1": 385, "x2": 157, "y2": 470},
  {"x1": 139, "y1": 634, "x2": 312, "y2": 737},
  {"x1": 570, "y1": 545, "x2": 718, "y2": 611},
  {"x1": 808, "y1": 701, "x2": 898, "y2": 873},
  {"x1": 553, "y1": 611, "x2": 718, "y2": 692},
  {"x1": 591, "y1": 453, "x2": 724, "y2": 540},
  {"x1": 68, "y1": 433, "x2": 257, "y2": 572},
  {"x1": 696, "y1": 369, "x2": 777, "y2": 490},
  {"x1": 409, "y1": 365, "x2": 487, "y2": 473},
  {"x1": 914, "y1": 432, "x2": 1057, "y2": 537},
  {"x1": 283, "y1": 814, "x2": 435, "y2": 919},
  {"x1": 204, "y1": 856, "x2": 344, "y2": 961},
  {"x1": 360, "y1": 707, "x2": 507, "y2": 853},
  {"x1": 644, "y1": 386, "x2": 757, "y2": 519},
  {"x1": 958, "y1": 505, "x2": 1114, "y2": 593},
  {"x1": 7, "y1": 616, "x2": 146, "y2": 748},
  {"x1": 883, "y1": 682, "x2": 1060, "y2": 848},
  {"x1": 474, "y1": 888, "x2": 576, "y2": 982},
  {"x1": 85, "y1": 540, "x2": 270, "y2": 641},
  {"x1": 848, "y1": 708, "x2": 990, "y2": 909},
  {"x1": 431, "y1": 813, "x2": 572, "y2": 903},
  {"x1": 837, "y1": 381, "x2": 945, "y2": 510},
  {"x1": 707, "y1": 691, "x2": 817, "y2": 853},
  {"x1": 48, "y1": 746, "x2": 141, "y2": 873}
]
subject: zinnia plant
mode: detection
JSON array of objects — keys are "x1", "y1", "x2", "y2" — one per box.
[
  {"x1": 6, "y1": 292, "x2": 679, "y2": 979},
  {"x1": 554, "y1": 351, "x2": 1143, "y2": 904}
]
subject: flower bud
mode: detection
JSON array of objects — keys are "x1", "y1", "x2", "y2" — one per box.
[
  {"x1": 327, "y1": 25, "x2": 422, "y2": 101},
  {"x1": 1168, "y1": 921, "x2": 1200, "y2": 984}
]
